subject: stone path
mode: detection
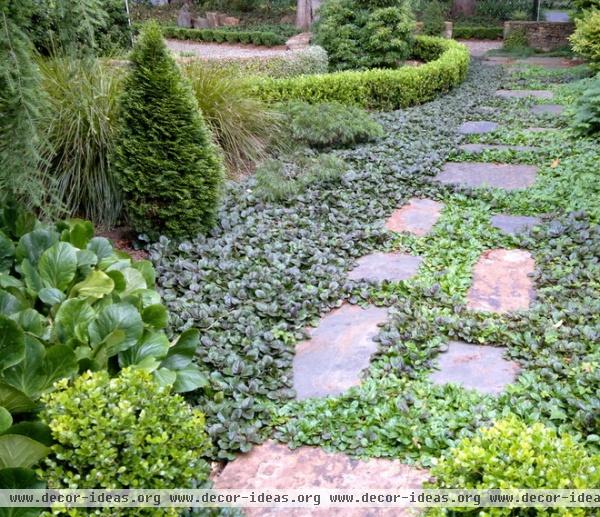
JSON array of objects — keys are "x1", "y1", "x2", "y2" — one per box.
[
  {"x1": 436, "y1": 162, "x2": 538, "y2": 190},
  {"x1": 482, "y1": 56, "x2": 584, "y2": 68},
  {"x1": 458, "y1": 121, "x2": 498, "y2": 134},
  {"x1": 430, "y1": 341, "x2": 520, "y2": 394},
  {"x1": 166, "y1": 39, "x2": 290, "y2": 59},
  {"x1": 491, "y1": 214, "x2": 541, "y2": 235},
  {"x1": 386, "y1": 198, "x2": 443, "y2": 236},
  {"x1": 467, "y1": 249, "x2": 536, "y2": 313},
  {"x1": 349, "y1": 252, "x2": 422, "y2": 282},
  {"x1": 293, "y1": 304, "x2": 388, "y2": 399},
  {"x1": 213, "y1": 441, "x2": 429, "y2": 516},
  {"x1": 496, "y1": 89, "x2": 554, "y2": 99},
  {"x1": 531, "y1": 104, "x2": 565, "y2": 116},
  {"x1": 459, "y1": 144, "x2": 538, "y2": 154}
]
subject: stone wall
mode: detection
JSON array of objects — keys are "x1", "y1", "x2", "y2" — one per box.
[{"x1": 503, "y1": 21, "x2": 574, "y2": 52}]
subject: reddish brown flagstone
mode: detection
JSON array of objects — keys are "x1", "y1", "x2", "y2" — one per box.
[
  {"x1": 213, "y1": 440, "x2": 429, "y2": 516},
  {"x1": 385, "y1": 198, "x2": 443, "y2": 236},
  {"x1": 467, "y1": 249, "x2": 536, "y2": 313},
  {"x1": 348, "y1": 252, "x2": 423, "y2": 282},
  {"x1": 293, "y1": 304, "x2": 387, "y2": 399},
  {"x1": 430, "y1": 341, "x2": 521, "y2": 394},
  {"x1": 436, "y1": 162, "x2": 538, "y2": 191}
]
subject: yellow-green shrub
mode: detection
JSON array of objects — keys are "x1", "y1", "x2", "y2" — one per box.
[{"x1": 571, "y1": 9, "x2": 600, "y2": 70}]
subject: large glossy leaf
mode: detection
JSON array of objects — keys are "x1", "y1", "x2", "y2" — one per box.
[
  {"x1": 19, "y1": 260, "x2": 42, "y2": 294},
  {"x1": 0, "y1": 384, "x2": 35, "y2": 414},
  {"x1": 11, "y1": 310, "x2": 45, "y2": 337},
  {"x1": 53, "y1": 298, "x2": 96, "y2": 344},
  {"x1": 133, "y1": 260, "x2": 156, "y2": 288},
  {"x1": 119, "y1": 330, "x2": 169, "y2": 368},
  {"x1": 172, "y1": 366, "x2": 209, "y2": 393},
  {"x1": 16, "y1": 229, "x2": 58, "y2": 266},
  {"x1": 0, "y1": 274, "x2": 23, "y2": 290},
  {"x1": 0, "y1": 435, "x2": 49, "y2": 468},
  {"x1": 38, "y1": 242, "x2": 78, "y2": 291},
  {"x1": 142, "y1": 304, "x2": 168, "y2": 329},
  {"x1": 71, "y1": 270, "x2": 114, "y2": 300},
  {"x1": 63, "y1": 219, "x2": 94, "y2": 249},
  {"x1": 0, "y1": 408, "x2": 11, "y2": 434},
  {"x1": 0, "y1": 232, "x2": 14, "y2": 274},
  {"x1": 88, "y1": 303, "x2": 144, "y2": 357},
  {"x1": 0, "y1": 467, "x2": 45, "y2": 489},
  {"x1": 5, "y1": 422, "x2": 53, "y2": 447},
  {"x1": 0, "y1": 316, "x2": 25, "y2": 371},
  {"x1": 152, "y1": 368, "x2": 177, "y2": 387},
  {"x1": 0, "y1": 290, "x2": 23, "y2": 316},
  {"x1": 121, "y1": 267, "x2": 147, "y2": 295},
  {"x1": 160, "y1": 329, "x2": 200, "y2": 370},
  {"x1": 87, "y1": 237, "x2": 114, "y2": 261},
  {"x1": 37, "y1": 287, "x2": 66, "y2": 306}
]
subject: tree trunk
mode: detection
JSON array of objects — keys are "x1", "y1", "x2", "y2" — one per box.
[
  {"x1": 451, "y1": 0, "x2": 476, "y2": 18},
  {"x1": 296, "y1": 0, "x2": 321, "y2": 31}
]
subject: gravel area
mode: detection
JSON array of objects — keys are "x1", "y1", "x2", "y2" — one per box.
[
  {"x1": 166, "y1": 39, "x2": 291, "y2": 59},
  {"x1": 457, "y1": 39, "x2": 503, "y2": 57}
]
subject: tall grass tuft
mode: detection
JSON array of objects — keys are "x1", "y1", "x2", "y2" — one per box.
[
  {"x1": 182, "y1": 62, "x2": 283, "y2": 175},
  {"x1": 38, "y1": 57, "x2": 123, "y2": 227}
]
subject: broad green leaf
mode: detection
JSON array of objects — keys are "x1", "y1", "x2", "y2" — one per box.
[
  {"x1": 0, "y1": 316, "x2": 25, "y2": 371},
  {"x1": 88, "y1": 303, "x2": 144, "y2": 356},
  {"x1": 152, "y1": 368, "x2": 177, "y2": 387},
  {"x1": 38, "y1": 242, "x2": 78, "y2": 291},
  {"x1": 122, "y1": 267, "x2": 147, "y2": 295},
  {"x1": 87, "y1": 237, "x2": 114, "y2": 261},
  {"x1": 123, "y1": 288, "x2": 162, "y2": 310},
  {"x1": 38, "y1": 287, "x2": 66, "y2": 306},
  {"x1": 119, "y1": 330, "x2": 169, "y2": 368},
  {"x1": 0, "y1": 435, "x2": 49, "y2": 468},
  {"x1": 133, "y1": 260, "x2": 156, "y2": 288},
  {"x1": 11, "y1": 310, "x2": 45, "y2": 337},
  {"x1": 173, "y1": 366, "x2": 209, "y2": 393},
  {"x1": 71, "y1": 270, "x2": 114, "y2": 300},
  {"x1": 0, "y1": 232, "x2": 14, "y2": 273},
  {"x1": 64, "y1": 219, "x2": 94, "y2": 249},
  {"x1": 142, "y1": 304, "x2": 168, "y2": 329},
  {"x1": 161, "y1": 329, "x2": 200, "y2": 370},
  {"x1": 0, "y1": 383, "x2": 35, "y2": 414},
  {"x1": 0, "y1": 408, "x2": 11, "y2": 434},
  {"x1": 53, "y1": 298, "x2": 96, "y2": 343},
  {"x1": 5, "y1": 422, "x2": 52, "y2": 447},
  {"x1": 107, "y1": 270, "x2": 126, "y2": 292},
  {"x1": 20, "y1": 259, "x2": 43, "y2": 294},
  {"x1": 0, "y1": 274, "x2": 23, "y2": 289},
  {"x1": 76, "y1": 249, "x2": 98, "y2": 269},
  {"x1": 0, "y1": 467, "x2": 45, "y2": 489},
  {"x1": 16, "y1": 229, "x2": 58, "y2": 266},
  {"x1": 0, "y1": 290, "x2": 23, "y2": 316}
]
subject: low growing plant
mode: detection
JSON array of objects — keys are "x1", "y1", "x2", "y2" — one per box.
[{"x1": 572, "y1": 73, "x2": 600, "y2": 135}]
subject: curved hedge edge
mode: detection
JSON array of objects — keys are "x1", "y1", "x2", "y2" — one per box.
[
  {"x1": 246, "y1": 36, "x2": 471, "y2": 111},
  {"x1": 162, "y1": 26, "x2": 285, "y2": 48}
]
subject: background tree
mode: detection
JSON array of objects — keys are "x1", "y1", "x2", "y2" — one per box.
[
  {"x1": 296, "y1": 0, "x2": 322, "y2": 30},
  {"x1": 451, "y1": 0, "x2": 475, "y2": 18}
]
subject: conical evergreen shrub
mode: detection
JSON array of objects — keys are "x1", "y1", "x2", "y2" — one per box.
[{"x1": 115, "y1": 22, "x2": 223, "y2": 239}]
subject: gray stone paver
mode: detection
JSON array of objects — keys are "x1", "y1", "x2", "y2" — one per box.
[
  {"x1": 458, "y1": 121, "x2": 499, "y2": 134},
  {"x1": 348, "y1": 252, "x2": 422, "y2": 282},
  {"x1": 496, "y1": 89, "x2": 554, "y2": 99},
  {"x1": 531, "y1": 104, "x2": 565, "y2": 116},
  {"x1": 436, "y1": 162, "x2": 538, "y2": 190},
  {"x1": 459, "y1": 144, "x2": 538, "y2": 154},
  {"x1": 491, "y1": 214, "x2": 541, "y2": 235}
]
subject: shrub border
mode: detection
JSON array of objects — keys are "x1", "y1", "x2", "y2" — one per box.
[
  {"x1": 246, "y1": 36, "x2": 471, "y2": 110},
  {"x1": 163, "y1": 26, "x2": 285, "y2": 48},
  {"x1": 453, "y1": 25, "x2": 503, "y2": 40}
]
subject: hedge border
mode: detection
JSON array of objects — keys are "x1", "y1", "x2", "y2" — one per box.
[
  {"x1": 163, "y1": 26, "x2": 285, "y2": 48},
  {"x1": 247, "y1": 36, "x2": 471, "y2": 111},
  {"x1": 453, "y1": 26, "x2": 503, "y2": 40}
]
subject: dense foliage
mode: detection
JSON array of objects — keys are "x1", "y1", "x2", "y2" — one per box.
[
  {"x1": 314, "y1": 0, "x2": 416, "y2": 70},
  {"x1": 452, "y1": 25, "x2": 503, "y2": 40},
  {"x1": 570, "y1": 8, "x2": 600, "y2": 69},
  {"x1": 41, "y1": 369, "x2": 211, "y2": 495},
  {"x1": 422, "y1": 0, "x2": 446, "y2": 35},
  {"x1": 115, "y1": 23, "x2": 224, "y2": 239},
  {"x1": 573, "y1": 74, "x2": 600, "y2": 136},
  {"x1": 280, "y1": 101, "x2": 384, "y2": 149},
  {"x1": 163, "y1": 26, "x2": 285, "y2": 47},
  {"x1": 250, "y1": 36, "x2": 470, "y2": 110}
]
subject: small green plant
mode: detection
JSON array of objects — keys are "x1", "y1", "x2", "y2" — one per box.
[
  {"x1": 280, "y1": 101, "x2": 384, "y2": 149},
  {"x1": 40, "y1": 369, "x2": 211, "y2": 494},
  {"x1": 572, "y1": 74, "x2": 600, "y2": 136},
  {"x1": 422, "y1": 0, "x2": 446, "y2": 36},
  {"x1": 503, "y1": 27, "x2": 530, "y2": 53},
  {"x1": 570, "y1": 9, "x2": 600, "y2": 69},
  {"x1": 510, "y1": 9, "x2": 530, "y2": 20},
  {"x1": 115, "y1": 22, "x2": 224, "y2": 239}
]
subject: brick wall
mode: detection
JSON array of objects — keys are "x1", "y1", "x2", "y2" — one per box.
[{"x1": 504, "y1": 21, "x2": 574, "y2": 52}]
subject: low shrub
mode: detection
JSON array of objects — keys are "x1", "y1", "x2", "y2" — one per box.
[
  {"x1": 474, "y1": 0, "x2": 530, "y2": 22},
  {"x1": 249, "y1": 36, "x2": 470, "y2": 111},
  {"x1": 503, "y1": 26, "x2": 530, "y2": 52},
  {"x1": 570, "y1": 9, "x2": 600, "y2": 69},
  {"x1": 572, "y1": 74, "x2": 600, "y2": 136},
  {"x1": 452, "y1": 25, "x2": 503, "y2": 40},
  {"x1": 115, "y1": 22, "x2": 224, "y2": 239},
  {"x1": 428, "y1": 416, "x2": 600, "y2": 501},
  {"x1": 163, "y1": 26, "x2": 286, "y2": 47},
  {"x1": 183, "y1": 61, "x2": 283, "y2": 173},
  {"x1": 280, "y1": 101, "x2": 384, "y2": 149},
  {"x1": 40, "y1": 369, "x2": 211, "y2": 494},
  {"x1": 422, "y1": 0, "x2": 446, "y2": 36}
]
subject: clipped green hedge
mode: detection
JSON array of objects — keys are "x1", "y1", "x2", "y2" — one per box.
[
  {"x1": 163, "y1": 26, "x2": 285, "y2": 47},
  {"x1": 453, "y1": 25, "x2": 503, "y2": 40},
  {"x1": 247, "y1": 36, "x2": 470, "y2": 110}
]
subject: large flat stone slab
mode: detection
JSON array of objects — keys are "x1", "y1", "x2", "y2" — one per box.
[
  {"x1": 514, "y1": 57, "x2": 584, "y2": 69},
  {"x1": 491, "y1": 214, "x2": 541, "y2": 235},
  {"x1": 213, "y1": 440, "x2": 429, "y2": 516},
  {"x1": 467, "y1": 249, "x2": 535, "y2": 313},
  {"x1": 496, "y1": 89, "x2": 553, "y2": 99},
  {"x1": 348, "y1": 252, "x2": 422, "y2": 282},
  {"x1": 459, "y1": 144, "x2": 538, "y2": 154},
  {"x1": 385, "y1": 198, "x2": 443, "y2": 236},
  {"x1": 293, "y1": 304, "x2": 388, "y2": 399},
  {"x1": 458, "y1": 121, "x2": 499, "y2": 134},
  {"x1": 430, "y1": 341, "x2": 520, "y2": 395},
  {"x1": 531, "y1": 104, "x2": 564, "y2": 116},
  {"x1": 436, "y1": 162, "x2": 538, "y2": 191}
]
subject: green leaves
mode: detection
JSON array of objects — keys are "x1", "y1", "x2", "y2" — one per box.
[
  {"x1": 0, "y1": 232, "x2": 14, "y2": 273},
  {"x1": 71, "y1": 270, "x2": 115, "y2": 299},
  {"x1": 89, "y1": 303, "x2": 144, "y2": 357},
  {"x1": 0, "y1": 435, "x2": 49, "y2": 469},
  {"x1": 0, "y1": 317, "x2": 25, "y2": 371},
  {"x1": 38, "y1": 242, "x2": 78, "y2": 291},
  {"x1": 0, "y1": 408, "x2": 12, "y2": 434}
]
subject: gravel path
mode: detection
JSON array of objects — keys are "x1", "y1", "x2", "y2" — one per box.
[
  {"x1": 166, "y1": 39, "x2": 291, "y2": 59},
  {"x1": 457, "y1": 39, "x2": 503, "y2": 58}
]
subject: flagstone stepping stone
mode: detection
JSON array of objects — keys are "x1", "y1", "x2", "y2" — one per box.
[
  {"x1": 348, "y1": 252, "x2": 422, "y2": 282},
  {"x1": 467, "y1": 249, "x2": 535, "y2": 313},
  {"x1": 496, "y1": 89, "x2": 553, "y2": 99},
  {"x1": 293, "y1": 304, "x2": 388, "y2": 399},
  {"x1": 430, "y1": 341, "x2": 520, "y2": 395},
  {"x1": 514, "y1": 56, "x2": 583, "y2": 69},
  {"x1": 213, "y1": 440, "x2": 430, "y2": 516},
  {"x1": 459, "y1": 143, "x2": 538, "y2": 154},
  {"x1": 385, "y1": 198, "x2": 443, "y2": 236},
  {"x1": 531, "y1": 104, "x2": 564, "y2": 116},
  {"x1": 491, "y1": 214, "x2": 541, "y2": 235},
  {"x1": 458, "y1": 121, "x2": 498, "y2": 134},
  {"x1": 436, "y1": 162, "x2": 537, "y2": 191}
]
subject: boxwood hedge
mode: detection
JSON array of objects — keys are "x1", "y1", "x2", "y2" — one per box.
[
  {"x1": 163, "y1": 26, "x2": 285, "y2": 48},
  {"x1": 247, "y1": 36, "x2": 470, "y2": 110}
]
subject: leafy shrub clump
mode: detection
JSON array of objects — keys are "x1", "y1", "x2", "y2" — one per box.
[
  {"x1": 474, "y1": 0, "x2": 530, "y2": 22},
  {"x1": 314, "y1": 0, "x2": 416, "y2": 70},
  {"x1": 428, "y1": 416, "x2": 600, "y2": 514},
  {"x1": 115, "y1": 22, "x2": 224, "y2": 239},
  {"x1": 280, "y1": 101, "x2": 384, "y2": 149},
  {"x1": 572, "y1": 74, "x2": 600, "y2": 136},
  {"x1": 570, "y1": 9, "x2": 600, "y2": 70},
  {"x1": 41, "y1": 369, "x2": 211, "y2": 493},
  {"x1": 452, "y1": 25, "x2": 503, "y2": 40},
  {"x1": 422, "y1": 0, "x2": 446, "y2": 36},
  {"x1": 503, "y1": 27, "x2": 530, "y2": 52},
  {"x1": 163, "y1": 26, "x2": 285, "y2": 47}
]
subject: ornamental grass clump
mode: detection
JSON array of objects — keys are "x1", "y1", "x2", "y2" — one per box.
[{"x1": 115, "y1": 22, "x2": 224, "y2": 239}]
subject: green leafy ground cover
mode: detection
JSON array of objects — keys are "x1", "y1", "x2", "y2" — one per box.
[{"x1": 151, "y1": 62, "x2": 599, "y2": 468}]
